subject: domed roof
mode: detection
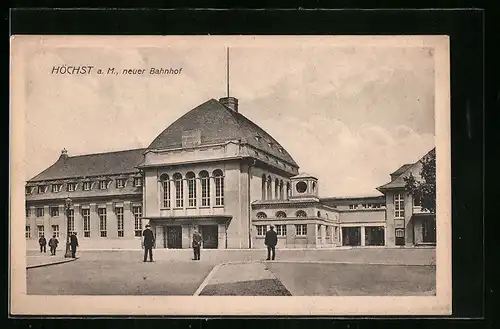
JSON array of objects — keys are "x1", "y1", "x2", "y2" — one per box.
[{"x1": 148, "y1": 98, "x2": 298, "y2": 167}]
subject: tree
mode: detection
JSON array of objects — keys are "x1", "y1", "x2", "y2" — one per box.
[{"x1": 404, "y1": 149, "x2": 436, "y2": 214}]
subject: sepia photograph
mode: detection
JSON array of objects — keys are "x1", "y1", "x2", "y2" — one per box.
[{"x1": 10, "y1": 35, "x2": 451, "y2": 315}]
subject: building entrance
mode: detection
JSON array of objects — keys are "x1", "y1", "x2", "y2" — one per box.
[
  {"x1": 395, "y1": 228, "x2": 405, "y2": 246},
  {"x1": 422, "y1": 218, "x2": 436, "y2": 243},
  {"x1": 200, "y1": 225, "x2": 218, "y2": 249},
  {"x1": 365, "y1": 226, "x2": 385, "y2": 246},
  {"x1": 342, "y1": 227, "x2": 361, "y2": 246},
  {"x1": 165, "y1": 226, "x2": 182, "y2": 249}
]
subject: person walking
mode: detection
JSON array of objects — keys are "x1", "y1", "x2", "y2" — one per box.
[
  {"x1": 142, "y1": 224, "x2": 155, "y2": 262},
  {"x1": 38, "y1": 235, "x2": 47, "y2": 253},
  {"x1": 70, "y1": 232, "x2": 79, "y2": 258},
  {"x1": 192, "y1": 229, "x2": 202, "y2": 261},
  {"x1": 48, "y1": 233, "x2": 59, "y2": 256},
  {"x1": 265, "y1": 225, "x2": 278, "y2": 261}
]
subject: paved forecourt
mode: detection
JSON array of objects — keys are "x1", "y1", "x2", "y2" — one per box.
[{"x1": 26, "y1": 248, "x2": 435, "y2": 296}]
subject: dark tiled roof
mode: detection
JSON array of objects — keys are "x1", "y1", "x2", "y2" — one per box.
[
  {"x1": 377, "y1": 148, "x2": 435, "y2": 191},
  {"x1": 390, "y1": 164, "x2": 413, "y2": 178},
  {"x1": 147, "y1": 99, "x2": 298, "y2": 167},
  {"x1": 320, "y1": 196, "x2": 385, "y2": 206},
  {"x1": 29, "y1": 148, "x2": 146, "y2": 182}
]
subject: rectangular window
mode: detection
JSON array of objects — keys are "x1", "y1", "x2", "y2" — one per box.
[
  {"x1": 36, "y1": 207, "x2": 44, "y2": 217},
  {"x1": 67, "y1": 209, "x2": 74, "y2": 233},
  {"x1": 52, "y1": 225, "x2": 59, "y2": 238},
  {"x1": 52, "y1": 184, "x2": 62, "y2": 193},
  {"x1": 414, "y1": 196, "x2": 421, "y2": 207},
  {"x1": 83, "y1": 182, "x2": 91, "y2": 191},
  {"x1": 201, "y1": 176, "x2": 210, "y2": 207},
  {"x1": 116, "y1": 179, "x2": 125, "y2": 188},
  {"x1": 295, "y1": 224, "x2": 307, "y2": 236},
  {"x1": 175, "y1": 179, "x2": 183, "y2": 208},
  {"x1": 50, "y1": 206, "x2": 59, "y2": 217},
  {"x1": 26, "y1": 186, "x2": 32, "y2": 194},
  {"x1": 394, "y1": 193, "x2": 405, "y2": 218},
  {"x1": 37, "y1": 225, "x2": 44, "y2": 238},
  {"x1": 349, "y1": 204, "x2": 358, "y2": 210},
  {"x1": 395, "y1": 228, "x2": 405, "y2": 238},
  {"x1": 38, "y1": 186, "x2": 45, "y2": 194},
  {"x1": 133, "y1": 206, "x2": 142, "y2": 237},
  {"x1": 67, "y1": 183, "x2": 75, "y2": 192},
  {"x1": 134, "y1": 177, "x2": 142, "y2": 187},
  {"x1": 99, "y1": 181, "x2": 108, "y2": 190},
  {"x1": 116, "y1": 207, "x2": 124, "y2": 237},
  {"x1": 162, "y1": 181, "x2": 171, "y2": 208},
  {"x1": 276, "y1": 224, "x2": 287, "y2": 237},
  {"x1": 256, "y1": 225, "x2": 267, "y2": 236},
  {"x1": 98, "y1": 207, "x2": 107, "y2": 237},
  {"x1": 26, "y1": 208, "x2": 31, "y2": 218},
  {"x1": 82, "y1": 208, "x2": 91, "y2": 238},
  {"x1": 215, "y1": 176, "x2": 224, "y2": 206},
  {"x1": 25, "y1": 225, "x2": 31, "y2": 239},
  {"x1": 188, "y1": 177, "x2": 196, "y2": 207}
]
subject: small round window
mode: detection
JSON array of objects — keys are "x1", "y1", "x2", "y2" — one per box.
[{"x1": 296, "y1": 181, "x2": 307, "y2": 193}]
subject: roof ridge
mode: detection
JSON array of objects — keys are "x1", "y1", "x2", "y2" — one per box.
[{"x1": 64, "y1": 147, "x2": 146, "y2": 159}]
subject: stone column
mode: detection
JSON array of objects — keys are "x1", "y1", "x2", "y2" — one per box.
[
  {"x1": 182, "y1": 225, "x2": 191, "y2": 249},
  {"x1": 183, "y1": 178, "x2": 188, "y2": 209},
  {"x1": 360, "y1": 226, "x2": 366, "y2": 246},
  {"x1": 57, "y1": 204, "x2": 65, "y2": 239},
  {"x1": 339, "y1": 226, "x2": 343, "y2": 246},
  {"x1": 196, "y1": 177, "x2": 202, "y2": 209},
  {"x1": 90, "y1": 203, "x2": 99, "y2": 240},
  {"x1": 210, "y1": 176, "x2": 215, "y2": 210},
  {"x1": 29, "y1": 206, "x2": 36, "y2": 240},
  {"x1": 123, "y1": 201, "x2": 134, "y2": 239},
  {"x1": 218, "y1": 223, "x2": 227, "y2": 249},
  {"x1": 307, "y1": 223, "x2": 317, "y2": 248},
  {"x1": 73, "y1": 204, "x2": 82, "y2": 237},
  {"x1": 43, "y1": 205, "x2": 50, "y2": 239},
  {"x1": 106, "y1": 202, "x2": 117, "y2": 239},
  {"x1": 321, "y1": 224, "x2": 326, "y2": 245},
  {"x1": 271, "y1": 179, "x2": 275, "y2": 200}
]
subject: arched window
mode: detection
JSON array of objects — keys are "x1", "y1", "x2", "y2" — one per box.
[
  {"x1": 317, "y1": 211, "x2": 321, "y2": 217},
  {"x1": 213, "y1": 169, "x2": 224, "y2": 206},
  {"x1": 173, "y1": 173, "x2": 183, "y2": 208},
  {"x1": 287, "y1": 182, "x2": 291, "y2": 198},
  {"x1": 312, "y1": 181, "x2": 317, "y2": 192},
  {"x1": 276, "y1": 211, "x2": 287, "y2": 218},
  {"x1": 267, "y1": 176, "x2": 272, "y2": 200},
  {"x1": 256, "y1": 212, "x2": 267, "y2": 219},
  {"x1": 199, "y1": 171, "x2": 210, "y2": 207},
  {"x1": 261, "y1": 174, "x2": 266, "y2": 200},
  {"x1": 160, "y1": 173, "x2": 170, "y2": 208},
  {"x1": 186, "y1": 172, "x2": 196, "y2": 207},
  {"x1": 279, "y1": 180, "x2": 284, "y2": 200},
  {"x1": 296, "y1": 210, "x2": 307, "y2": 218},
  {"x1": 274, "y1": 178, "x2": 279, "y2": 200}
]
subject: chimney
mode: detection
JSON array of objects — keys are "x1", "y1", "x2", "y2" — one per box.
[{"x1": 219, "y1": 97, "x2": 238, "y2": 113}]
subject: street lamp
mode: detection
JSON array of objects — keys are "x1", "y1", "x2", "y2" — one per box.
[{"x1": 64, "y1": 197, "x2": 72, "y2": 258}]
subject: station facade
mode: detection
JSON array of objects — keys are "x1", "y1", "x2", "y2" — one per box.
[{"x1": 25, "y1": 96, "x2": 436, "y2": 250}]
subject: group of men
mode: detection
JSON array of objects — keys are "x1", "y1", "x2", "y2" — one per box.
[
  {"x1": 141, "y1": 224, "x2": 279, "y2": 262},
  {"x1": 38, "y1": 232, "x2": 79, "y2": 258}
]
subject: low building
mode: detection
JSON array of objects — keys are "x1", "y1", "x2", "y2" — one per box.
[{"x1": 25, "y1": 96, "x2": 435, "y2": 250}]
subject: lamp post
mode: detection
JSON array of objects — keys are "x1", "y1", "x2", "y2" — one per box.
[{"x1": 64, "y1": 197, "x2": 73, "y2": 258}]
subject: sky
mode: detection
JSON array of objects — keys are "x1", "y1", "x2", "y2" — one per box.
[{"x1": 22, "y1": 38, "x2": 435, "y2": 197}]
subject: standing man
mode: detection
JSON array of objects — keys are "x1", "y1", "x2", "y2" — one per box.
[
  {"x1": 38, "y1": 234, "x2": 47, "y2": 253},
  {"x1": 70, "y1": 232, "x2": 79, "y2": 258},
  {"x1": 192, "y1": 228, "x2": 202, "y2": 261},
  {"x1": 48, "y1": 233, "x2": 59, "y2": 256},
  {"x1": 142, "y1": 224, "x2": 155, "y2": 262},
  {"x1": 265, "y1": 225, "x2": 278, "y2": 261}
]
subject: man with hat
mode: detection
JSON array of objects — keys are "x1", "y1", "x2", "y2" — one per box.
[
  {"x1": 264, "y1": 225, "x2": 278, "y2": 261},
  {"x1": 142, "y1": 224, "x2": 155, "y2": 262}
]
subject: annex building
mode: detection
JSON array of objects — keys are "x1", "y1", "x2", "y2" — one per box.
[{"x1": 25, "y1": 96, "x2": 436, "y2": 250}]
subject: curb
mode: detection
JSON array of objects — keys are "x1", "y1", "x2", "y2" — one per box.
[
  {"x1": 27, "y1": 257, "x2": 78, "y2": 269},
  {"x1": 266, "y1": 260, "x2": 436, "y2": 266},
  {"x1": 193, "y1": 263, "x2": 223, "y2": 296}
]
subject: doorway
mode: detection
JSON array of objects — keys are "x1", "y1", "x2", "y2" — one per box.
[
  {"x1": 422, "y1": 218, "x2": 436, "y2": 243},
  {"x1": 342, "y1": 227, "x2": 361, "y2": 246},
  {"x1": 165, "y1": 226, "x2": 182, "y2": 249},
  {"x1": 395, "y1": 228, "x2": 405, "y2": 246},
  {"x1": 200, "y1": 225, "x2": 218, "y2": 249}
]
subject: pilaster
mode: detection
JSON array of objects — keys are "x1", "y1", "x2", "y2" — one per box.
[
  {"x1": 74, "y1": 204, "x2": 83, "y2": 238},
  {"x1": 90, "y1": 203, "x2": 99, "y2": 239},
  {"x1": 106, "y1": 202, "x2": 117, "y2": 238},
  {"x1": 218, "y1": 224, "x2": 227, "y2": 249},
  {"x1": 123, "y1": 201, "x2": 134, "y2": 239},
  {"x1": 43, "y1": 205, "x2": 50, "y2": 238},
  {"x1": 360, "y1": 226, "x2": 366, "y2": 246}
]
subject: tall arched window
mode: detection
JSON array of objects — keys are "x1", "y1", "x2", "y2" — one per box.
[
  {"x1": 186, "y1": 172, "x2": 196, "y2": 207},
  {"x1": 276, "y1": 211, "x2": 287, "y2": 218},
  {"x1": 213, "y1": 169, "x2": 224, "y2": 206},
  {"x1": 261, "y1": 174, "x2": 266, "y2": 200},
  {"x1": 256, "y1": 212, "x2": 267, "y2": 219},
  {"x1": 274, "y1": 178, "x2": 279, "y2": 200},
  {"x1": 296, "y1": 210, "x2": 307, "y2": 217},
  {"x1": 267, "y1": 176, "x2": 272, "y2": 200},
  {"x1": 173, "y1": 173, "x2": 183, "y2": 208},
  {"x1": 160, "y1": 173, "x2": 170, "y2": 208},
  {"x1": 279, "y1": 180, "x2": 284, "y2": 200},
  {"x1": 286, "y1": 182, "x2": 291, "y2": 198},
  {"x1": 199, "y1": 171, "x2": 210, "y2": 207}
]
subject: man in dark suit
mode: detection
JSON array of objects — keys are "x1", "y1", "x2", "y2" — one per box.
[
  {"x1": 192, "y1": 229, "x2": 202, "y2": 261},
  {"x1": 265, "y1": 225, "x2": 278, "y2": 260},
  {"x1": 70, "y1": 232, "x2": 79, "y2": 258},
  {"x1": 142, "y1": 224, "x2": 155, "y2": 262},
  {"x1": 39, "y1": 235, "x2": 47, "y2": 253}
]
